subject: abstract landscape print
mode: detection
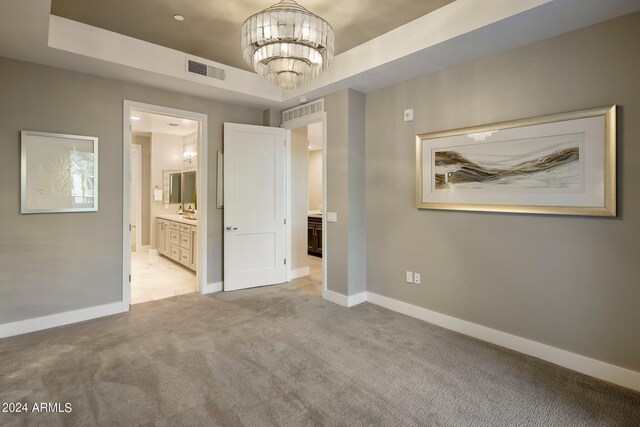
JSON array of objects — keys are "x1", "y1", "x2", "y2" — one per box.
[
  {"x1": 416, "y1": 105, "x2": 616, "y2": 216},
  {"x1": 433, "y1": 133, "x2": 583, "y2": 193}
]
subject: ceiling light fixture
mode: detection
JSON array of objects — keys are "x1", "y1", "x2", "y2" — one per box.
[
  {"x1": 241, "y1": 0, "x2": 334, "y2": 91},
  {"x1": 173, "y1": 14, "x2": 185, "y2": 22}
]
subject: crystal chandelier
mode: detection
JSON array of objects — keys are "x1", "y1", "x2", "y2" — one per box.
[{"x1": 242, "y1": 0, "x2": 335, "y2": 90}]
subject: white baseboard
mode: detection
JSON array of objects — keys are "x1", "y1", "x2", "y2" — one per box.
[
  {"x1": 289, "y1": 267, "x2": 310, "y2": 280},
  {"x1": 349, "y1": 291, "x2": 367, "y2": 307},
  {"x1": 365, "y1": 292, "x2": 640, "y2": 392},
  {"x1": 0, "y1": 301, "x2": 129, "y2": 339},
  {"x1": 202, "y1": 281, "x2": 223, "y2": 294},
  {"x1": 323, "y1": 289, "x2": 367, "y2": 307}
]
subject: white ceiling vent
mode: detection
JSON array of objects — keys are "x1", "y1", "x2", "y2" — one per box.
[
  {"x1": 187, "y1": 59, "x2": 226, "y2": 81},
  {"x1": 282, "y1": 99, "x2": 324, "y2": 123}
]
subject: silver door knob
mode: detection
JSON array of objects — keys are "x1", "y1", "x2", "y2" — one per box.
[{"x1": 225, "y1": 226, "x2": 238, "y2": 231}]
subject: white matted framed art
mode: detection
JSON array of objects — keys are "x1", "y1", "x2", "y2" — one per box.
[
  {"x1": 21, "y1": 130, "x2": 98, "y2": 214},
  {"x1": 416, "y1": 105, "x2": 616, "y2": 217}
]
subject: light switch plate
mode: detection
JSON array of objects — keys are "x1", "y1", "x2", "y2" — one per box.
[
  {"x1": 327, "y1": 212, "x2": 338, "y2": 222},
  {"x1": 406, "y1": 271, "x2": 413, "y2": 283}
]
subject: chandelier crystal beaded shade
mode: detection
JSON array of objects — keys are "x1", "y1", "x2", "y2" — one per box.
[{"x1": 242, "y1": 0, "x2": 335, "y2": 90}]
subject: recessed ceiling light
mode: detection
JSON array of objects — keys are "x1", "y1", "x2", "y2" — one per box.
[
  {"x1": 131, "y1": 116, "x2": 141, "y2": 121},
  {"x1": 173, "y1": 14, "x2": 184, "y2": 21}
]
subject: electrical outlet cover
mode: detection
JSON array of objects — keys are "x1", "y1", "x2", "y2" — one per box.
[
  {"x1": 414, "y1": 273, "x2": 421, "y2": 284},
  {"x1": 404, "y1": 109, "x2": 414, "y2": 122}
]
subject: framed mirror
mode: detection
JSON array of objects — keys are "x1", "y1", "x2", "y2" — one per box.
[
  {"x1": 182, "y1": 171, "x2": 197, "y2": 209},
  {"x1": 169, "y1": 172, "x2": 181, "y2": 204},
  {"x1": 163, "y1": 169, "x2": 181, "y2": 204}
]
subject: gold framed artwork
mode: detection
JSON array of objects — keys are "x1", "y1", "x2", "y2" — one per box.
[{"x1": 416, "y1": 105, "x2": 616, "y2": 217}]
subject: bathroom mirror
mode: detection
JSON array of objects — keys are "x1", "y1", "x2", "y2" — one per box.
[
  {"x1": 163, "y1": 169, "x2": 181, "y2": 204},
  {"x1": 182, "y1": 171, "x2": 197, "y2": 209},
  {"x1": 169, "y1": 172, "x2": 181, "y2": 204}
]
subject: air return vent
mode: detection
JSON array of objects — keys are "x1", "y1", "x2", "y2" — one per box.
[
  {"x1": 187, "y1": 59, "x2": 226, "y2": 81},
  {"x1": 281, "y1": 99, "x2": 324, "y2": 123}
]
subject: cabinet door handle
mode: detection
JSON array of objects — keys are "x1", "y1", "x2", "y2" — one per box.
[{"x1": 225, "y1": 226, "x2": 238, "y2": 231}]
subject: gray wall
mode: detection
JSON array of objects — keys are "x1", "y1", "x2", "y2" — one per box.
[
  {"x1": 365, "y1": 12, "x2": 640, "y2": 372},
  {"x1": 347, "y1": 90, "x2": 366, "y2": 296},
  {"x1": 0, "y1": 57, "x2": 262, "y2": 324},
  {"x1": 324, "y1": 89, "x2": 366, "y2": 296}
]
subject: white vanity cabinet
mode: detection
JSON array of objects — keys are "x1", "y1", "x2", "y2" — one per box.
[{"x1": 156, "y1": 216, "x2": 197, "y2": 271}]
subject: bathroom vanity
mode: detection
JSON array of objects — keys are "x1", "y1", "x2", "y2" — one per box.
[
  {"x1": 307, "y1": 212, "x2": 323, "y2": 257},
  {"x1": 156, "y1": 214, "x2": 197, "y2": 271}
]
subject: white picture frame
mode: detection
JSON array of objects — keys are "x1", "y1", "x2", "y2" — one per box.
[{"x1": 21, "y1": 130, "x2": 99, "y2": 214}]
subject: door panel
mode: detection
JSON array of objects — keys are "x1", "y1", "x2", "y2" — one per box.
[{"x1": 224, "y1": 123, "x2": 288, "y2": 291}]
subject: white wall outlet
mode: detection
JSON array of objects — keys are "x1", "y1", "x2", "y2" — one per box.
[
  {"x1": 414, "y1": 273, "x2": 421, "y2": 285},
  {"x1": 327, "y1": 212, "x2": 338, "y2": 222},
  {"x1": 406, "y1": 271, "x2": 413, "y2": 283},
  {"x1": 404, "y1": 109, "x2": 414, "y2": 122}
]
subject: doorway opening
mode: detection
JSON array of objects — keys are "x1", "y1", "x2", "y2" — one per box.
[
  {"x1": 283, "y1": 111, "x2": 327, "y2": 298},
  {"x1": 123, "y1": 102, "x2": 208, "y2": 306}
]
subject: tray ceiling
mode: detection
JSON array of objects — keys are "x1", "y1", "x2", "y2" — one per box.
[{"x1": 50, "y1": 0, "x2": 456, "y2": 72}]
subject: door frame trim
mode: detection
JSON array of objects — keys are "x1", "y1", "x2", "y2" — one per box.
[
  {"x1": 123, "y1": 101, "x2": 209, "y2": 306},
  {"x1": 131, "y1": 143, "x2": 142, "y2": 252},
  {"x1": 281, "y1": 111, "x2": 328, "y2": 299}
]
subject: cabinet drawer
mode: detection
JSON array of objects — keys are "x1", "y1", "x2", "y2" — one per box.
[
  {"x1": 180, "y1": 248, "x2": 191, "y2": 265},
  {"x1": 170, "y1": 244, "x2": 180, "y2": 261},
  {"x1": 169, "y1": 221, "x2": 180, "y2": 231},
  {"x1": 180, "y1": 232, "x2": 191, "y2": 249},
  {"x1": 180, "y1": 224, "x2": 191, "y2": 233},
  {"x1": 169, "y1": 230, "x2": 180, "y2": 244}
]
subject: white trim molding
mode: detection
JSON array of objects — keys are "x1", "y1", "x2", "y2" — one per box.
[
  {"x1": 324, "y1": 290, "x2": 367, "y2": 308},
  {"x1": 202, "y1": 282, "x2": 223, "y2": 294},
  {"x1": 0, "y1": 302, "x2": 128, "y2": 339},
  {"x1": 366, "y1": 292, "x2": 640, "y2": 392},
  {"x1": 123, "y1": 101, "x2": 209, "y2": 303},
  {"x1": 281, "y1": 111, "x2": 328, "y2": 300}
]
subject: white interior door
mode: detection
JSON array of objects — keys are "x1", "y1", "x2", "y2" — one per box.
[
  {"x1": 130, "y1": 144, "x2": 142, "y2": 252},
  {"x1": 224, "y1": 123, "x2": 289, "y2": 291}
]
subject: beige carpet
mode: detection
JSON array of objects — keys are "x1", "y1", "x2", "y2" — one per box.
[{"x1": 0, "y1": 276, "x2": 639, "y2": 426}]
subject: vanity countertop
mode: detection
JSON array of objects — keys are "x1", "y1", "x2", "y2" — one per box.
[
  {"x1": 308, "y1": 210, "x2": 323, "y2": 219},
  {"x1": 157, "y1": 213, "x2": 197, "y2": 226}
]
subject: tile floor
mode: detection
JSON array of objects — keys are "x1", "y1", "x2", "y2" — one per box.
[{"x1": 130, "y1": 251, "x2": 196, "y2": 304}]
